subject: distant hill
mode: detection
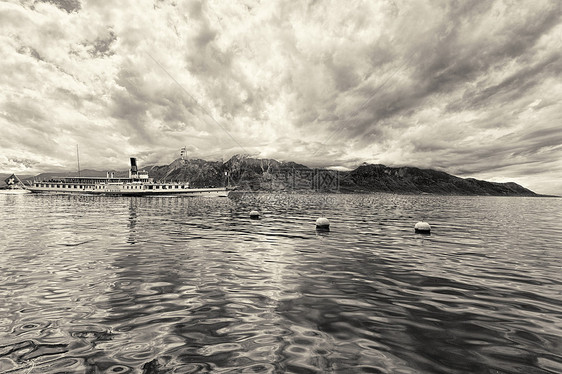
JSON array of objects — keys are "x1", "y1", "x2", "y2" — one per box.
[
  {"x1": 150, "y1": 156, "x2": 539, "y2": 196},
  {"x1": 147, "y1": 158, "x2": 225, "y2": 188},
  {"x1": 339, "y1": 164, "x2": 537, "y2": 196},
  {"x1": 15, "y1": 155, "x2": 541, "y2": 196},
  {"x1": 146, "y1": 155, "x2": 310, "y2": 189},
  {"x1": 222, "y1": 155, "x2": 310, "y2": 190}
]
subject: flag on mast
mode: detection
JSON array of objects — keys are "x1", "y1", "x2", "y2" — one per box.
[{"x1": 4, "y1": 174, "x2": 16, "y2": 185}]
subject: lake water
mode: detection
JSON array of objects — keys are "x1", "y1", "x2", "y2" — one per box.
[{"x1": 0, "y1": 193, "x2": 561, "y2": 374}]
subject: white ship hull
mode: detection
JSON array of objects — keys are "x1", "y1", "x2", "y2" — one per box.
[{"x1": 28, "y1": 184, "x2": 228, "y2": 197}]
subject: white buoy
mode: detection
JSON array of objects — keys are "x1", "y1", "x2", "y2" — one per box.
[
  {"x1": 250, "y1": 210, "x2": 260, "y2": 219},
  {"x1": 415, "y1": 221, "x2": 431, "y2": 234},
  {"x1": 315, "y1": 217, "x2": 330, "y2": 231}
]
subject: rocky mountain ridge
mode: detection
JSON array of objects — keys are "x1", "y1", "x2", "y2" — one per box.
[{"x1": 342, "y1": 164, "x2": 536, "y2": 195}]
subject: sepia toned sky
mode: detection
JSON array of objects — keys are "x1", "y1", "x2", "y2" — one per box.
[{"x1": 1, "y1": 0, "x2": 561, "y2": 194}]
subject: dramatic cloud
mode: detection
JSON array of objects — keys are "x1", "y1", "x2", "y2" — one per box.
[{"x1": 1, "y1": 0, "x2": 561, "y2": 194}]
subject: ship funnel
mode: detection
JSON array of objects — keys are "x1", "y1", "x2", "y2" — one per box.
[{"x1": 130, "y1": 158, "x2": 138, "y2": 173}]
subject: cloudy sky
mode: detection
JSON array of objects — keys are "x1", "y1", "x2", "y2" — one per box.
[{"x1": 1, "y1": 0, "x2": 561, "y2": 194}]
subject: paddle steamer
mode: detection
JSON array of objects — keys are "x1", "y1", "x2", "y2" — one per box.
[{"x1": 28, "y1": 158, "x2": 228, "y2": 197}]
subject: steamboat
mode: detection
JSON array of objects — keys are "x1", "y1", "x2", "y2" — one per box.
[{"x1": 27, "y1": 158, "x2": 228, "y2": 197}]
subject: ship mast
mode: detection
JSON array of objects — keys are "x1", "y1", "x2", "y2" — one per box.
[{"x1": 76, "y1": 145, "x2": 81, "y2": 178}]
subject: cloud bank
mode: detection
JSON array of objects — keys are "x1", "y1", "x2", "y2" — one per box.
[{"x1": 1, "y1": 0, "x2": 561, "y2": 194}]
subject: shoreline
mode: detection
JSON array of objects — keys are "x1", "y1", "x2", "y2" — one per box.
[{"x1": 227, "y1": 189, "x2": 560, "y2": 198}]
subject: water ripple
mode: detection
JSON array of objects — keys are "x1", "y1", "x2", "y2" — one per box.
[{"x1": 0, "y1": 193, "x2": 561, "y2": 373}]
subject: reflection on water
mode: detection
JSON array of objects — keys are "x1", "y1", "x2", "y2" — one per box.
[{"x1": 0, "y1": 193, "x2": 561, "y2": 373}]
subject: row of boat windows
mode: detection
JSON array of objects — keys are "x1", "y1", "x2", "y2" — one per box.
[
  {"x1": 35, "y1": 184, "x2": 188, "y2": 189},
  {"x1": 36, "y1": 184, "x2": 93, "y2": 188},
  {"x1": 146, "y1": 185, "x2": 188, "y2": 189}
]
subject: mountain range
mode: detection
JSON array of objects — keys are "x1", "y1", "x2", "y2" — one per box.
[{"x1": 2, "y1": 154, "x2": 543, "y2": 196}]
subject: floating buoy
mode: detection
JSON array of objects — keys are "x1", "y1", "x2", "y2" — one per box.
[
  {"x1": 315, "y1": 217, "x2": 330, "y2": 231},
  {"x1": 250, "y1": 210, "x2": 260, "y2": 219},
  {"x1": 415, "y1": 221, "x2": 431, "y2": 234}
]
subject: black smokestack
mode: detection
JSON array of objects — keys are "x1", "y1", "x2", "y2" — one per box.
[{"x1": 130, "y1": 157, "x2": 138, "y2": 173}]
